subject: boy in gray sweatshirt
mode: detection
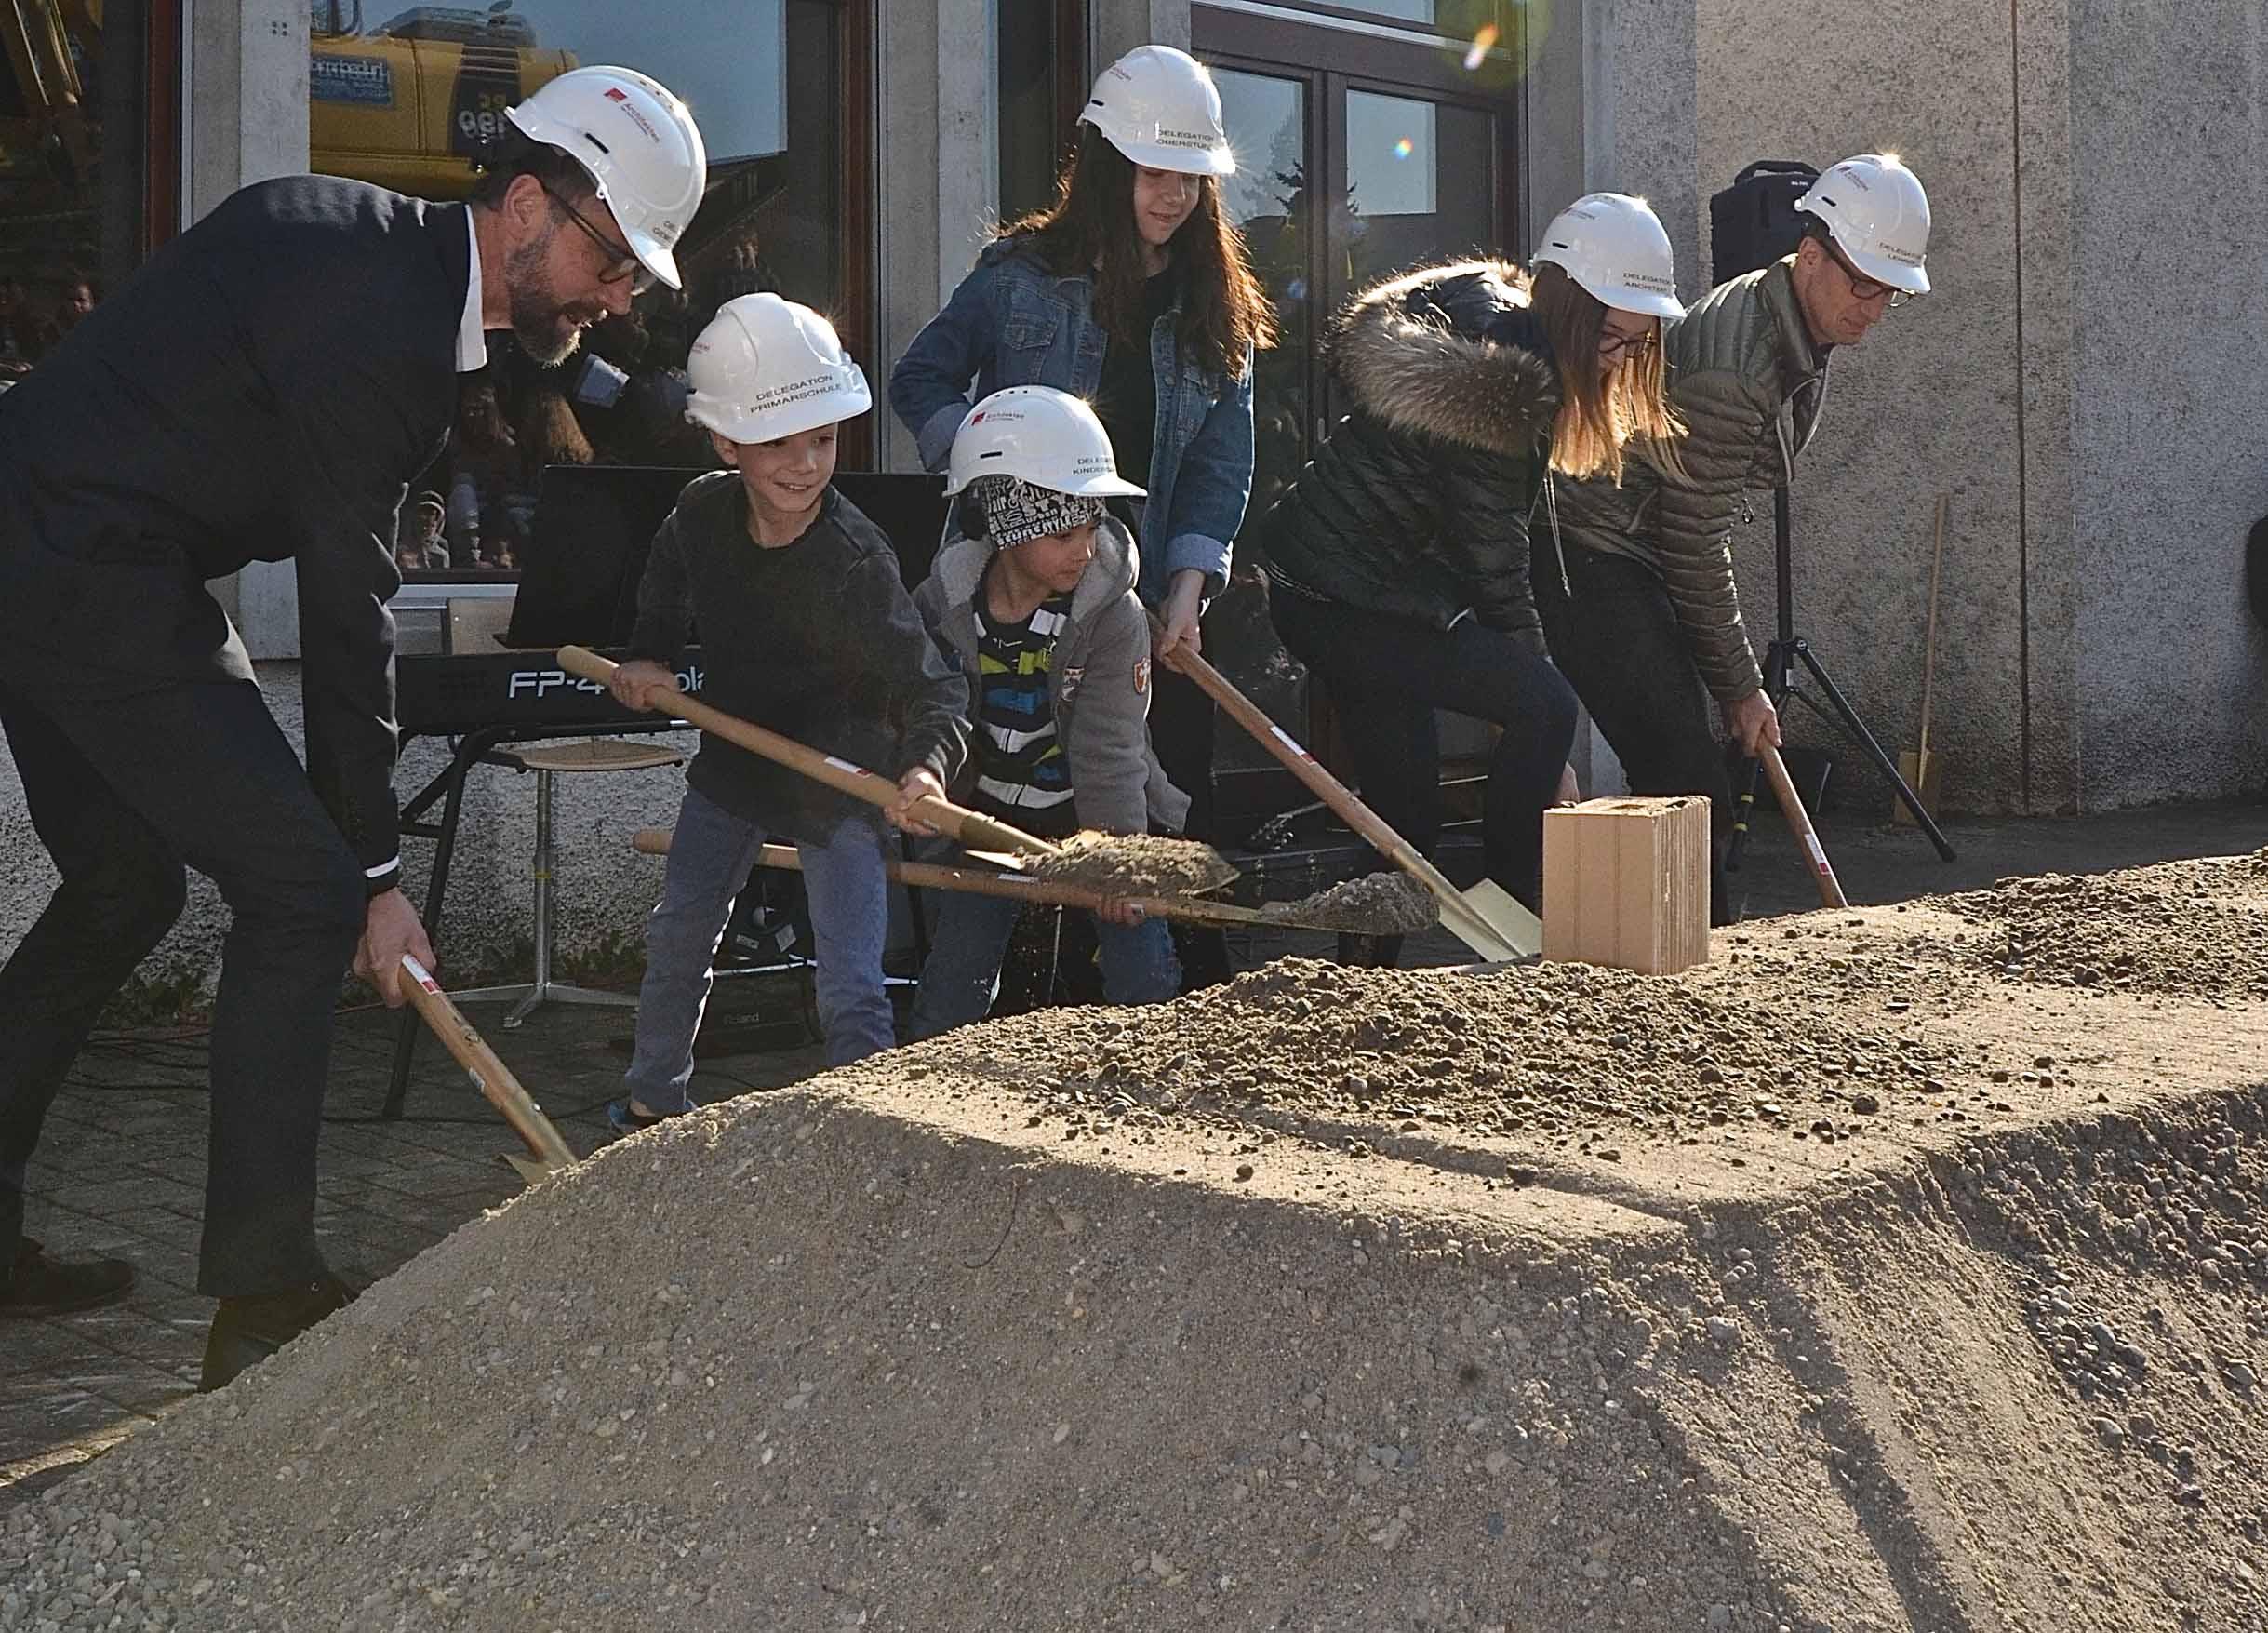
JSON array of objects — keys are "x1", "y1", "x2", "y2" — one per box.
[{"x1": 910, "y1": 386, "x2": 1183, "y2": 1036}]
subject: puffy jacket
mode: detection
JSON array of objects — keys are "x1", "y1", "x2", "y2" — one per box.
[
  {"x1": 1545, "y1": 256, "x2": 1827, "y2": 703},
  {"x1": 1255, "y1": 260, "x2": 1560, "y2": 650},
  {"x1": 888, "y1": 239, "x2": 1255, "y2": 608},
  {"x1": 914, "y1": 516, "x2": 1190, "y2": 837}
]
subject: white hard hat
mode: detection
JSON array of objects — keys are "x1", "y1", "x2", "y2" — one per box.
[
  {"x1": 1795, "y1": 154, "x2": 1930, "y2": 295},
  {"x1": 685, "y1": 294, "x2": 871, "y2": 445},
  {"x1": 507, "y1": 66, "x2": 707, "y2": 292},
  {"x1": 1531, "y1": 193, "x2": 1684, "y2": 321},
  {"x1": 944, "y1": 386, "x2": 1147, "y2": 499},
  {"x1": 1077, "y1": 45, "x2": 1234, "y2": 177}
]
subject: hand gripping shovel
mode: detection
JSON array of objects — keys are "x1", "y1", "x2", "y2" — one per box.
[
  {"x1": 398, "y1": 955, "x2": 579, "y2": 1185},
  {"x1": 1146, "y1": 622, "x2": 1540, "y2": 962},
  {"x1": 555, "y1": 645, "x2": 1057, "y2": 865}
]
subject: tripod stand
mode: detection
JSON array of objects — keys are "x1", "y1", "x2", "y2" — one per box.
[{"x1": 1727, "y1": 484, "x2": 1958, "y2": 867}]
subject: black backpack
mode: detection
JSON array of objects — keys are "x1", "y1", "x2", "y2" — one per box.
[{"x1": 1709, "y1": 161, "x2": 1820, "y2": 285}]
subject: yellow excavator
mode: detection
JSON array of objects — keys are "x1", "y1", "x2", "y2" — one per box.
[
  {"x1": 4, "y1": 0, "x2": 573, "y2": 210},
  {"x1": 311, "y1": 1, "x2": 576, "y2": 198},
  {"x1": 0, "y1": 0, "x2": 94, "y2": 206}
]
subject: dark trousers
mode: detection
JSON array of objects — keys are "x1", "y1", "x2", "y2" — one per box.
[
  {"x1": 0, "y1": 676, "x2": 364, "y2": 1296},
  {"x1": 1270, "y1": 591, "x2": 1578, "y2": 907},
  {"x1": 1146, "y1": 661, "x2": 1233, "y2": 988},
  {"x1": 1532, "y1": 539, "x2": 1740, "y2": 923}
]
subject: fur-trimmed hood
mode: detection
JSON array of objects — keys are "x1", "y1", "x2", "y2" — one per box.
[{"x1": 1328, "y1": 259, "x2": 1561, "y2": 460}]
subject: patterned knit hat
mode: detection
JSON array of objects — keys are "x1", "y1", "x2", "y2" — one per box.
[{"x1": 971, "y1": 474, "x2": 1106, "y2": 552}]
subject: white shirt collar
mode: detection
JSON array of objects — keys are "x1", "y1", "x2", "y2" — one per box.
[{"x1": 457, "y1": 213, "x2": 487, "y2": 372}]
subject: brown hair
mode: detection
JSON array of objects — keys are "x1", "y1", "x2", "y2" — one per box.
[
  {"x1": 1527, "y1": 261, "x2": 1683, "y2": 483},
  {"x1": 997, "y1": 125, "x2": 1275, "y2": 381}
]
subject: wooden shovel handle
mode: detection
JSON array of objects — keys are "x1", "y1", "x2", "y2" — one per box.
[
  {"x1": 1145, "y1": 622, "x2": 1526, "y2": 959},
  {"x1": 632, "y1": 828, "x2": 1270, "y2": 930},
  {"x1": 398, "y1": 956, "x2": 579, "y2": 1175},
  {"x1": 556, "y1": 645, "x2": 1054, "y2": 860},
  {"x1": 1758, "y1": 745, "x2": 1849, "y2": 910}
]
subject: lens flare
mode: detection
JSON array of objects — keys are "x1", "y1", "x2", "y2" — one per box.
[
  {"x1": 1463, "y1": 23, "x2": 1500, "y2": 72},
  {"x1": 1394, "y1": 137, "x2": 1415, "y2": 159}
]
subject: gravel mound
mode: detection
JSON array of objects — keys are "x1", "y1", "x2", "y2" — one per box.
[
  {"x1": 7, "y1": 852, "x2": 2268, "y2": 1631},
  {"x1": 1024, "y1": 831, "x2": 1237, "y2": 895},
  {"x1": 1940, "y1": 852, "x2": 2268, "y2": 1000},
  {"x1": 901, "y1": 955, "x2": 1979, "y2": 1154},
  {"x1": 1263, "y1": 870, "x2": 1438, "y2": 935}
]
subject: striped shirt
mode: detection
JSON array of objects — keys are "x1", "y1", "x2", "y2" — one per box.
[{"x1": 970, "y1": 581, "x2": 1077, "y2": 837}]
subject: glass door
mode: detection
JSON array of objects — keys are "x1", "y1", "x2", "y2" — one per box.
[{"x1": 1198, "y1": 7, "x2": 1520, "y2": 818}]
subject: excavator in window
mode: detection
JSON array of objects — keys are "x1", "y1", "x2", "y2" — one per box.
[{"x1": 310, "y1": 1, "x2": 575, "y2": 198}]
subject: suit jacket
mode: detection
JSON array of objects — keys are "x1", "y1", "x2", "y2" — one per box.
[{"x1": 0, "y1": 175, "x2": 474, "y2": 881}]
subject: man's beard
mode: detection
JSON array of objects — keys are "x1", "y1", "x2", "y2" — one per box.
[{"x1": 504, "y1": 232, "x2": 599, "y2": 367}]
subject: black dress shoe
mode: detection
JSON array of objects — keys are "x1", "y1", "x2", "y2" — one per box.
[
  {"x1": 0, "y1": 1238, "x2": 136, "y2": 1318},
  {"x1": 199, "y1": 1271, "x2": 359, "y2": 1393}
]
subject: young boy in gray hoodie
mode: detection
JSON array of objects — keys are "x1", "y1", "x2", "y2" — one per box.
[{"x1": 910, "y1": 386, "x2": 1184, "y2": 1036}]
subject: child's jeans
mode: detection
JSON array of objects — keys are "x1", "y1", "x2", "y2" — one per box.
[
  {"x1": 623, "y1": 786, "x2": 895, "y2": 1112},
  {"x1": 910, "y1": 848, "x2": 1181, "y2": 1039}
]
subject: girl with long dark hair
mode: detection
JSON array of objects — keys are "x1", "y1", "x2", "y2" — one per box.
[{"x1": 890, "y1": 44, "x2": 1274, "y2": 988}]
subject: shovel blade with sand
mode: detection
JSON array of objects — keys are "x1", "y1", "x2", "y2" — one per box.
[
  {"x1": 398, "y1": 955, "x2": 579, "y2": 1185},
  {"x1": 631, "y1": 830, "x2": 1428, "y2": 937},
  {"x1": 1895, "y1": 494, "x2": 1949, "y2": 827},
  {"x1": 556, "y1": 645, "x2": 1235, "y2": 896},
  {"x1": 1142, "y1": 620, "x2": 1538, "y2": 962}
]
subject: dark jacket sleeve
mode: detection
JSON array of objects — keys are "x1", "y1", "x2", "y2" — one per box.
[
  {"x1": 260, "y1": 265, "x2": 454, "y2": 890},
  {"x1": 849, "y1": 555, "x2": 970, "y2": 786},
  {"x1": 1434, "y1": 441, "x2": 1546, "y2": 651},
  {"x1": 625, "y1": 510, "x2": 696, "y2": 667}
]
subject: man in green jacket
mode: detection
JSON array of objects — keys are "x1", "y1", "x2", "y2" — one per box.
[{"x1": 1537, "y1": 153, "x2": 1932, "y2": 920}]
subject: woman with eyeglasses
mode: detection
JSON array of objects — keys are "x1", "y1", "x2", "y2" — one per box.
[
  {"x1": 889, "y1": 44, "x2": 1274, "y2": 991},
  {"x1": 1257, "y1": 194, "x2": 1688, "y2": 963},
  {"x1": 1540, "y1": 153, "x2": 1931, "y2": 925}
]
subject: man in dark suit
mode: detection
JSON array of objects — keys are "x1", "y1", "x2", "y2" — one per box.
[{"x1": 0, "y1": 66, "x2": 705, "y2": 1389}]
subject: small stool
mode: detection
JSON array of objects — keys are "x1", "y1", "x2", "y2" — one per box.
[{"x1": 451, "y1": 738, "x2": 687, "y2": 1028}]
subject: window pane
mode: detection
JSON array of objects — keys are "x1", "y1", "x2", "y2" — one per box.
[
  {"x1": 994, "y1": 0, "x2": 1067, "y2": 227},
  {"x1": 307, "y1": 1, "x2": 846, "y2": 582},
  {"x1": 1342, "y1": 90, "x2": 1492, "y2": 292},
  {"x1": 1209, "y1": 65, "x2": 1314, "y2": 776}
]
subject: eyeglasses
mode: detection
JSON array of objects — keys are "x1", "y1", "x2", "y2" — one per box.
[
  {"x1": 540, "y1": 183, "x2": 654, "y2": 294},
  {"x1": 1598, "y1": 328, "x2": 1657, "y2": 361},
  {"x1": 1823, "y1": 239, "x2": 1914, "y2": 308}
]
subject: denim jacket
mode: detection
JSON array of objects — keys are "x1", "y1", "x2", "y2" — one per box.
[{"x1": 887, "y1": 239, "x2": 1255, "y2": 607}]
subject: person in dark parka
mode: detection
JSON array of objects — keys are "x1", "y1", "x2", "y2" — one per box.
[{"x1": 0, "y1": 66, "x2": 706, "y2": 1390}]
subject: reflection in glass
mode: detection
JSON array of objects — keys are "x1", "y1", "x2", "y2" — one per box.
[
  {"x1": 1341, "y1": 91, "x2": 1493, "y2": 294},
  {"x1": 307, "y1": 0, "x2": 843, "y2": 582},
  {"x1": 1209, "y1": 66, "x2": 1314, "y2": 772}
]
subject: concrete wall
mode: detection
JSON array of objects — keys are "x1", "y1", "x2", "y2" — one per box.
[
  {"x1": 1688, "y1": 0, "x2": 2266, "y2": 815},
  {"x1": 2066, "y1": 2, "x2": 2268, "y2": 806}
]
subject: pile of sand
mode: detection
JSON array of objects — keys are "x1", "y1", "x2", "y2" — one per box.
[{"x1": 6, "y1": 856, "x2": 2268, "y2": 1631}]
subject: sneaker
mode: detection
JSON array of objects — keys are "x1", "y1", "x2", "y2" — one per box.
[
  {"x1": 0, "y1": 1238, "x2": 136, "y2": 1318},
  {"x1": 606, "y1": 1098, "x2": 692, "y2": 1136},
  {"x1": 200, "y1": 1270, "x2": 360, "y2": 1393}
]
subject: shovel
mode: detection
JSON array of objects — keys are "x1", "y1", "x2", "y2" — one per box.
[
  {"x1": 556, "y1": 644, "x2": 1057, "y2": 864},
  {"x1": 1894, "y1": 495, "x2": 1947, "y2": 826},
  {"x1": 1758, "y1": 744, "x2": 1848, "y2": 909},
  {"x1": 631, "y1": 831, "x2": 1394, "y2": 935},
  {"x1": 1145, "y1": 621, "x2": 1538, "y2": 961},
  {"x1": 398, "y1": 955, "x2": 579, "y2": 1185}
]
